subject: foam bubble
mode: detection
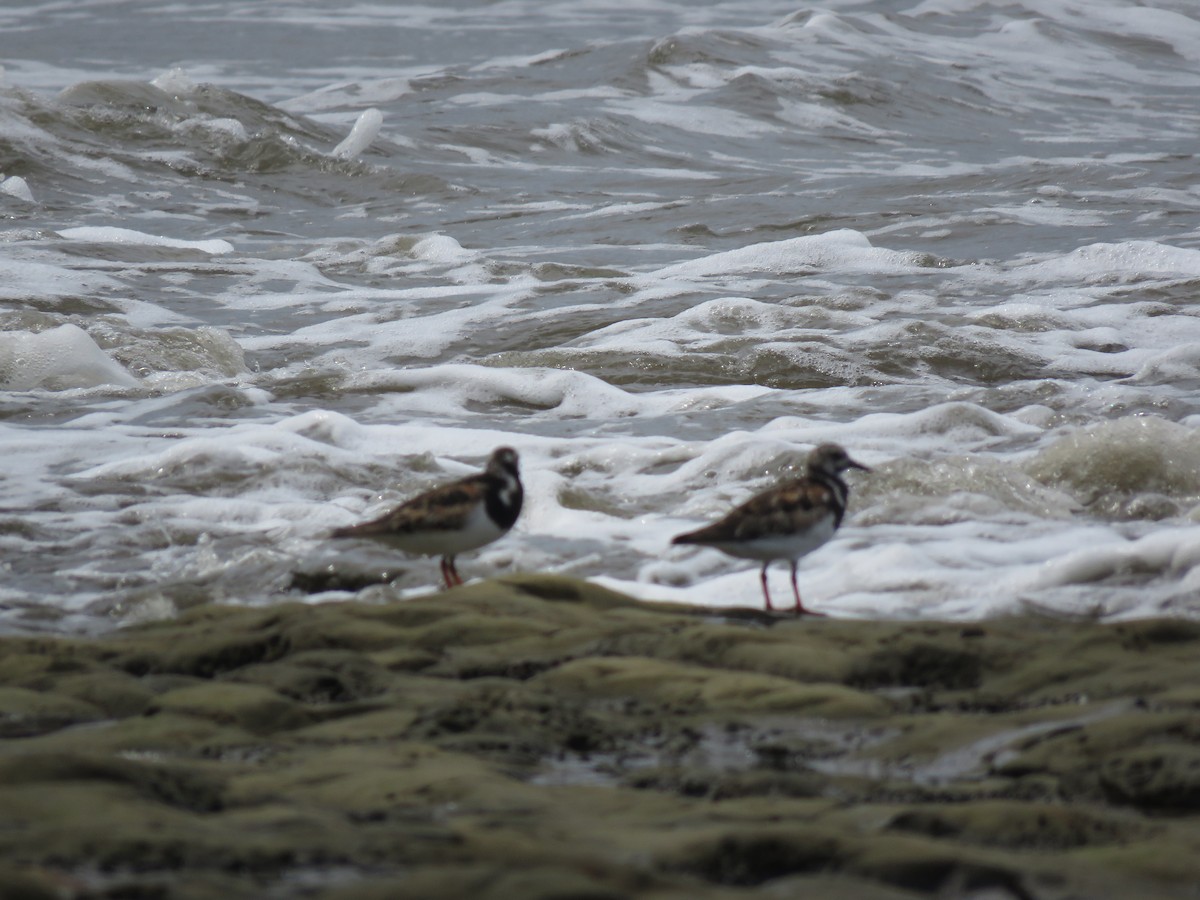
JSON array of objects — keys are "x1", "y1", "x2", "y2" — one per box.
[
  {"x1": 150, "y1": 67, "x2": 197, "y2": 96},
  {"x1": 1034, "y1": 527, "x2": 1200, "y2": 593},
  {"x1": 180, "y1": 116, "x2": 249, "y2": 142},
  {"x1": 1027, "y1": 417, "x2": 1200, "y2": 518},
  {"x1": 58, "y1": 226, "x2": 234, "y2": 255},
  {"x1": 645, "y1": 230, "x2": 930, "y2": 281},
  {"x1": 1020, "y1": 241, "x2": 1200, "y2": 283},
  {"x1": 1, "y1": 176, "x2": 34, "y2": 203},
  {"x1": 0, "y1": 258, "x2": 122, "y2": 303},
  {"x1": 0, "y1": 324, "x2": 140, "y2": 390},
  {"x1": 857, "y1": 455, "x2": 1079, "y2": 525},
  {"x1": 331, "y1": 107, "x2": 383, "y2": 160},
  {"x1": 410, "y1": 233, "x2": 478, "y2": 265}
]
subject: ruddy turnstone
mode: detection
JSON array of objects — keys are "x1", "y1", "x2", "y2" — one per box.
[
  {"x1": 332, "y1": 446, "x2": 523, "y2": 590},
  {"x1": 671, "y1": 442, "x2": 869, "y2": 616}
]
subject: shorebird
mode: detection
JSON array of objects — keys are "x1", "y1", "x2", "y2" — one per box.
[
  {"x1": 332, "y1": 446, "x2": 523, "y2": 589},
  {"x1": 672, "y1": 443, "x2": 868, "y2": 615}
]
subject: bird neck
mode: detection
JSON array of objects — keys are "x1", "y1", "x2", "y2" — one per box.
[
  {"x1": 485, "y1": 470, "x2": 523, "y2": 528},
  {"x1": 810, "y1": 468, "x2": 850, "y2": 527}
]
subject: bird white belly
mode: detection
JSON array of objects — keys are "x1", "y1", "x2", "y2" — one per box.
[
  {"x1": 375, "y1": 504, "x2": 506, "y2": 557},
  {"x1": 710, "y1": 516, "x2": 836, "y2": 563}
]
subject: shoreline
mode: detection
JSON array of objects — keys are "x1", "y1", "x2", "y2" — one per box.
[{"x1": 2, "y1": 574, "x2": 1199, "y2": 899}]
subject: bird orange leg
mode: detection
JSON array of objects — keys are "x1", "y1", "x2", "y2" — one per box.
[
  {"x1": 790, "y1": 561, "x2": 825, "y2": 617},
  {"x1": 440, "y1": 556, "x2": 463, "y2": 590},
  {"x1": 760, "y1": 563, "x2": 774, "y2": 612}
]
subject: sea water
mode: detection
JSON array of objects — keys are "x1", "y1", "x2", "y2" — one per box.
[{"x1": 3, "y1": 0, "x2": 1200, "y2": 633}]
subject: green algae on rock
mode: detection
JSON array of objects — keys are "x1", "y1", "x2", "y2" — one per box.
[{"x1": 0, "y1": 574, "x2": 1199, "y2": 899}]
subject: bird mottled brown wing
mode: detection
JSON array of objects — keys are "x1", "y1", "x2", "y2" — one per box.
[
  {"x1": 332, "y1": 475, "x2": 487, "y2": 538},
  {"x1": 675, "y1": 479, "x2": 834, "y2": 545}
]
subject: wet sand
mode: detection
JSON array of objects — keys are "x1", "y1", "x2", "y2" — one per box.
[{"x1": 2, "y1": 575, "x2": 1199, "y2": 898}]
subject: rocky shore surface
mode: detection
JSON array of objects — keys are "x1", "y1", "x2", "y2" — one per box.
[{"x1": 2, "y1": 575, "x2": 1199, "y2": 899}]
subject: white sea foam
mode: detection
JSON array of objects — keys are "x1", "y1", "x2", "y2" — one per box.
[
  {"x1": 0, "y1": 324, "x2": 139, "y2": 390},
  {"x1": 1, "y1": 175, "x2": 34, "y2": 203},
  {"x1": 609, "y1": 97, "x2": 780, "y2": 138},
  {"x1": 0, "y1": 257, "x2": 122, "y2": 302},
  {"x1": 1034, "y1": 527, "x2": 1200, "y2": 592},
  {"x1": 331, "y1": 107, "x2": 383, "y2": 160},
  {"x1": 58, "y1": 226, "x2": 234, "y2": 255},
  {"x1": 1018, "y1": 241, "x2": 1200, "y2": 282},
  {"x1": 645, "y1": 231, "x2": 929, "y2": 281},
  {"x1": 150, "y1": 67, "x2": 197, "y2": 95}
]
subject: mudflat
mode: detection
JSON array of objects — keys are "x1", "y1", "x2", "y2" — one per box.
[{"x1": 2, "y1": 575, "x2": 1198, "y2": 899}]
